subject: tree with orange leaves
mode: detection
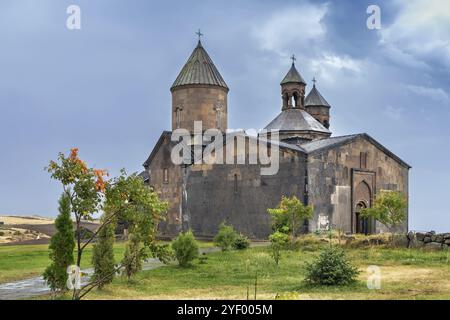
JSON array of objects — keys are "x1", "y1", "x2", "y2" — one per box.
[{"x1": 46, "y1": 148, "x2": 169, "y2": 299}]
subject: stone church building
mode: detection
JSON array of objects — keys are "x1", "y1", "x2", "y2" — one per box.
[{"x1": 141, "y1": 38, "x2": 410, "y2": 239}]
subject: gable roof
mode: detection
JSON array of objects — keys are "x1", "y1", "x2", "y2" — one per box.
[
  {"x1": 301, "y1": 134, "x2": 359, "y2": 153},
  {"x1": 143, "y1": 131, "x2": 172, "y2": 168},
  {"x1": 280, "y1": 63, "x2": 306, "y2": 85},
  {"x1": 143, "y1": 132, "x2": 410, "y2": 170},
  {"x1": 305, "y1": 85, "x2": 331, "y2": 107},
  {"x1": 138, "y1": 170, "x2": 150, "y2": 182},
  {"x1": 264, "y1": 108, "x2": 331, "y2": 134},
  {"x1": 195, "y1": 131, "x2": 306, "y2": 164},
  {"x1": 301, "y1": 133, "x2": 411, "y2": 169},
  {"x1": 171, "y1": 41, "x2": 228, "y2": 91}
]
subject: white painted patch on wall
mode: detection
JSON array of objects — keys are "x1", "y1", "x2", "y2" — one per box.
[{"x1": 318, "y1": 214, "x2": 330, "y2": 231}]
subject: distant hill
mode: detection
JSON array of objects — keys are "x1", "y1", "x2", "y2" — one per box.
[{"x1": 0, "y1": 215, "x2": 54, "y2": 225}]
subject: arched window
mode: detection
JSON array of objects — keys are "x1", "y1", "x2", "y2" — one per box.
[
  {"x1": 360, "y1": 152, "x2": 368, "y2": 169},
  {"x1": 234, "y1": 174, "x2": 238, "y2": 194},
  {"x1": 163, "y1": 168, "x2": 169, "y2": 183},
  {"x1": 282, "y1": 93, "x2": 289, "y2": 109},
  {"x1": 293, "y1": 92, "x2": 299, "y2": 108},
  {"x1": 214, "y1": 104, "x2": 222, "y2": 130},
  {"x1": 175, "y1": 106, "x2": 183, "y2": 129}
]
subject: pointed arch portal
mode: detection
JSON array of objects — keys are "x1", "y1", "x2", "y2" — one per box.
[{"x1": 352, "y1": 171, "x2": 376, "y2": 234}]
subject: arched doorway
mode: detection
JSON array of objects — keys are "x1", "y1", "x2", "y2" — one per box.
[
  {"x1": 353, "y1": 181, "x2": 373, "y2": 234},
  {"x1": 355, "y1": 201, "x2": 369, "y2": 234}
]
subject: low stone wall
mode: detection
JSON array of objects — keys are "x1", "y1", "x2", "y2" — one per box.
[{"x1": 408, "y1": 231, "x2": 450, "y2": 250}]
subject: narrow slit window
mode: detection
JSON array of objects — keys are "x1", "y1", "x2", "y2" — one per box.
[
  {"x1": 163, "y1": 168, "x2": 169, "y2": 183},
  {"x1": 360, "y1": 152, "x2": 368, "y2": 169}
]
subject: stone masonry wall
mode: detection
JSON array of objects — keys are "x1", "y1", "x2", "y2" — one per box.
[
  {"x1": 171, "y1": 85, "x2": 228, "y2": 132},
  {"x1": 410, "y1": 231, "x2": 450, "y2": 250},
  {"x1": 185, "y1": 146, "x2": 307, "y2": 239},
  {"x1": 307, "y1": 136, "x2": 409, "y2": 234}
]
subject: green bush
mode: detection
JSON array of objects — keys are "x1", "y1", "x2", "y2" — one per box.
[
  {"x1": 305, "y1": 246, "x2": 359, "y2": 286},
  {"x1": 0, "y1": 231, "x2": 4, "y2": 236},
  {"x1": 214, "y1": 222, "x2": 238, "y2": 251},
  {"x1": 269, "y1": 231, "x2": 289, "y2": 265},
  {"x1": 232, "y1": 233, "x2": 250, "y2": 250},
  {"x1": 171, "y1": 230, "x2": 199, "y2": 267}
]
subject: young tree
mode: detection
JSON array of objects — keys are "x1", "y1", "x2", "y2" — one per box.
[
  {"x1": 91, "y1": 213, "x2": 116, "y2": 289},
  {"x1": 43, "y1": 192, "x2": 75, "y2": 292},
  {"x1": 47, "y1": 149, "x2": 169, "y2": 299},
  {"x1": 269, "y1": 231, "x2": 289, "y2": 266},
  {"x1": 267, "y1": 196, "x2": 313, "y2": 239},
  {"x1": 360, "y1": 190, "x2": 407, "y2": 230},
  {"x1": 122, "y1": 234, "x2": 143, "y2": 282}
]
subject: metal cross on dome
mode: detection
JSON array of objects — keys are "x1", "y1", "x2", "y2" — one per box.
[
  {"x1": 196, "y1": 29, "x2": 204, "y2": 41},
  {"x1": 290, "y1": 54, "x2": 296, "y2": 64}
]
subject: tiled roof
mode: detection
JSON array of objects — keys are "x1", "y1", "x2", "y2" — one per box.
[
  {"x1": 264, "y1": 108, "x2": 331, "y2": 134},
  {"x1": 301, "y1": 134, "x2": 359, "y2": 153},
  {"x1": 280, "y1": 63, "x2": 306, "y2": 85},
  {"x1": 305, "y1": 85, "x2": 331, "y2": 107},
  {"x1": 171, "y1": 41, "x2": 228, "y2": 90}
]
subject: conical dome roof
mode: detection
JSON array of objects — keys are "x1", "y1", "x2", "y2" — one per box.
[
  {"x1": 280, "y1": 63, "x2": 306, "y2": 85},
  {"x1": 264, "y1": 108, "x2": 330, "y2": 134},
  {"x1": 305, "y1": 84, "x2": 331, "y2": 107},
  {"x1": 171, "y1": 41, "x2": 228, "y2": 91}
]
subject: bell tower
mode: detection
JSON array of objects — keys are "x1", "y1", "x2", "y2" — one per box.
[
  {"x1": 280, "y1": 55, "x2": 306, "y2": 110},
  {"x1": 170, "y1": 31, "x2": 229, "y2": 133}
]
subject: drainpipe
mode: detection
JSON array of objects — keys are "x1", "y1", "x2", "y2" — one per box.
[
  {"x1": 181, "y1": 164, "x2": 190, "y2": 232},
  {"x1": 303, "y1": 154, "x2": 310, "y2": 233}
]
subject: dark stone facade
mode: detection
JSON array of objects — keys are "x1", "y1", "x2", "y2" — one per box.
[{"x1": 185, "y1": 156, "x2": 307, "y2": 239}]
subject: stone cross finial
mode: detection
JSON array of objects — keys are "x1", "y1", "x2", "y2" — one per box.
[{"x1": 312, "y1": 77, "x2": 317, "y2": 86}]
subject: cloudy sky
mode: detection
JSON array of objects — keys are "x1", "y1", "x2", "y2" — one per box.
[{"x1": 0, "y1": 0, "x2": 449, "y2": 231}]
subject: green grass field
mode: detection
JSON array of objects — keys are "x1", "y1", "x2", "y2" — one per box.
[
  {"x1": 2, "y1": 240, "x2": 450, "y2": 300},
  {"x1": 0, "y1": 240, "x2": 212, "y2": 284},
  {"x1": 84, "y1": 245, "x2": 450, "y2": 300}
]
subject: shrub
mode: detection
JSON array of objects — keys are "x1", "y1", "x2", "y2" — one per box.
[
  {"x1": 214, "y1": 222, "x2": 238, "y2": 251},
  {"x1": 232, "y1": 233, "x2": 250, "y2": 250},
  {"x1": 0, "y1": 231, "x2": 4, "y2": 236},
  {"x1": 304, "y1": 246, "x2": 359, "y2": 286},
  {"x1": 269, "y1": 231, "x2": 289, "y2": 265},
  {"x1": 171, "y1": 230, "x2": 199, "y2": 267}
]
